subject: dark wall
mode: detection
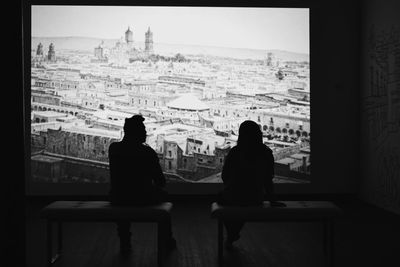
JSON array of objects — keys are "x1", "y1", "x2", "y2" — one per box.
[
  {"x1": 359, "y1": 0, "x2": 400, "y2": 214},
  {"x1": 294, "y1": 0, "x2": 360, "y2": 194}
]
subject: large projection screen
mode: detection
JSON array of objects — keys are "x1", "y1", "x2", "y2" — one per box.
[{"x1": 28, "y1": 5, "x2": 310, "y2": 193}]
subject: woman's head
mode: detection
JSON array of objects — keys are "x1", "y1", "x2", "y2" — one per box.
[{"x1": 238, "y1": 120, "x2": 263, "y2": 147}]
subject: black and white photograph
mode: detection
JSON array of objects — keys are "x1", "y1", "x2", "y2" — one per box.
[{"x1": 30, "y1": 6, "x2": 310, "y2": 184}]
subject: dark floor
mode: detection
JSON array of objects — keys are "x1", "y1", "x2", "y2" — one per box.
[{"x1": 25, "y1": 198, "x2": 400, "y2": 267}]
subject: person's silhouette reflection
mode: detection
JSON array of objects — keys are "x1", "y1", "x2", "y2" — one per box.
[
  {"x1": 218, "y1": 120, "x2": 275, "y2": 248},
  {"x1": 109, "y1": 115, "x2": 176, "y2": 254}
]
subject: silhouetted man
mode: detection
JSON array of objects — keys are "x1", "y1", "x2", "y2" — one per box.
[
  {"x1": 219, "y1": 120, "x2": 276, "y2": 248},
  {"x1": 109, "y1": 115, "x2": 176, "y2": 254}
]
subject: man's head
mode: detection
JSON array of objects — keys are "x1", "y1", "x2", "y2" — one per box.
[
  {"x1": 123, "y1": 115, "x2": 146, "y2": 143},
  {"x1": 238, "y1": 120, "x2": 262, "y2": 147}
]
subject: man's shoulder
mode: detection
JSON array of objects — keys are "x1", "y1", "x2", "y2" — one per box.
[
  {"x1": 142, "y1": 144, "x2": 154, "y2": 151},
  {"x1": 264, "y1": 145, "x2": 274, "y2": 156},
  {"x1": 141, "y1": 144, "x2": 158, "y2": 156}
]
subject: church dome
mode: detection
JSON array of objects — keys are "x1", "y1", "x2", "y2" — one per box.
[{"x1": 167, "y1": 94, "x2": 209, "y2": 111}]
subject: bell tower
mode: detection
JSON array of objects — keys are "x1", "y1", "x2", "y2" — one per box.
[
  {"x1": 145, "y1": 27, "x2": 153, "y2": 54},
  {"x1": 125, "y1": 26, "x2": 133, "y2": 47},
  {"x1": 47, "y1": 43, "x2": 56, "y2": 62},
  {"x1": 36, "y1": 43, "x2": 43, "y2": 56}
]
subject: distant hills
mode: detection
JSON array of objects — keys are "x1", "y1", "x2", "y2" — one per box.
[{"x1": 32, "y1": 36, "x2": 309, "y2": 62}]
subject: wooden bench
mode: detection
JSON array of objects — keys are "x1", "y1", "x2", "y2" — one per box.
[
  {"x1": 211, "y1": 201, "x2": 342, "y2": 267},
  {"x1": 40, "y1": 201, "x2": 173, "y2": 267}
]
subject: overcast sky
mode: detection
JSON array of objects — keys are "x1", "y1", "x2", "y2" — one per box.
[{"x1": 32, "y1": 6, "x2": 309, "y2": 54}]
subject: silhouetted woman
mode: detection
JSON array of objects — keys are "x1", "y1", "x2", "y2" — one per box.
[
  {"x1": 109, "y1": 115, "x2": 175, "y2": 254},
  {"x1": 219, "y1": 120, "x2": 275, "y2": 247}
]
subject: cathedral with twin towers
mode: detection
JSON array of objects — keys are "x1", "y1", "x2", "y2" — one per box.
[
  {"x1": 124, "y1": 26, "x2": 153, "y2": 54},
  {"x1": 93, "y1": 26, "x2": 154, "y2": 63}
]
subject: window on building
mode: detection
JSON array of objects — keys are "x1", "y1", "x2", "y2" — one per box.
[
  {"x1": 168, "y1": 151, "x2": 172, "y2": 157},
  {"x1": 258, "y1": 116, "x2": 261, "y2": 122},
  {"x1": 168, "y1": 161, "x2": 172, "y2": 169}
]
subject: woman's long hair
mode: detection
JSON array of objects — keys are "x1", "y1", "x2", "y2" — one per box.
[{"x1": 237, "y1": 120, "x2": 264, "y2": 157}]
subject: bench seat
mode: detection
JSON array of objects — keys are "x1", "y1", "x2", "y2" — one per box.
[
  {"x1": 41, "y1": 201, "x2": 173, "y2": 221},
  {"x1": 211, "y1": 201, "x2": 342, "y2": 221}
]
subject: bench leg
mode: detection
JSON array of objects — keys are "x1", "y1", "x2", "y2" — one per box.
[
  {"x1": 329, "y1": 220, "x2": 334, "y2": 267},
  {"x1": 323, "y1": 219, "x2": 334, "y2": 267},
  {"x1": 46, "y1": 221, "x2": 52, "y2": 267},
  {"x1": 157, "y1": 222, "x2": 165, "y2": 267},
  {"x1": 218, "y1": 220, "x2": 223, "y2": 267},
  {"x1": 46, "y1": 220, "x2": 61, "y2": 267},
  {"x1": 57, "y1": 222, "x2": 63, "y2": 256}
]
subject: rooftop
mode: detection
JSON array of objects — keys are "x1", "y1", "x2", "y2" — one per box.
[
  {"x1": 275, "y1": 158, "x2": 296, "y2": 165},
  {"x1": 33, "y1": 111, "x2": 68, "y2": 118},
  {"x1": 31, "y1": 154, "x2": 63, "y2": 163}
]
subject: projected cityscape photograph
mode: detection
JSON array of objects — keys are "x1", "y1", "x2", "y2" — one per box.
[{"x1": 30, "y1": 6, "x2": 310, "y2": 184}]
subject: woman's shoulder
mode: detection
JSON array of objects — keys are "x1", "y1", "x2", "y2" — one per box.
[
  {"x1": 109, "y1": 141, "x2": 121, "y2": 152},
  {"x1": 262, "y1": 144, "x2": 273, "y2": 153}
]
